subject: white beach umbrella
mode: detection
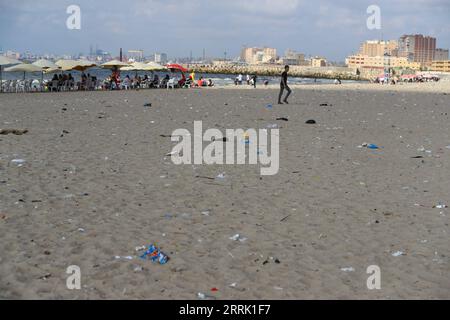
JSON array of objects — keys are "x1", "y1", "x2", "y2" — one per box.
[
  {"x1": 101, "y1": 60, "x2": 130, "y2": 69},
  {"x1": 56, "y1": 59, "x2": 97, "y2": 71},
  {"x1": 121, "y1": 62, "x2": 156, "y2": 71},
  {"x1": 146, "y1": 61, "x2": 166, "y2": 70},
  {"x1": 0, "y1": 56, "x2": 21, "y2": 92},
  {"x1": 32, "y1": 59, "x2": 58, "y2": 70},
  {"x1": 4, "y1": 63, "x2": 43, "y2": 81}
]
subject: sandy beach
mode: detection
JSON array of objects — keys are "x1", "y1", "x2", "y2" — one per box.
[{"x1": 0, "y1": 83, "x2": 449, "y2": 299}]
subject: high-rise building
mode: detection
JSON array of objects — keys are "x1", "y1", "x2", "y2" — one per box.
[
  {"x1": 434, "y1": 48, "x2": 449, "y2": 61},
  {"x1": 398, "y1": 34, "x2": 436, "y2": 66},
  {"x1": 359, "y1": 40, "x2": 398, "y2": 57}
]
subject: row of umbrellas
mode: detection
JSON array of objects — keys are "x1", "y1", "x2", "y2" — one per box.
[{"x1": 0, "y1": 56, "x2": 189, "y2": 92}]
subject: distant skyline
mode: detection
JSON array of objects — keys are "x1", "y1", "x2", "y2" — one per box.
[{"x1": 1, "y1": 0, "x2": 449, "y2": 61}]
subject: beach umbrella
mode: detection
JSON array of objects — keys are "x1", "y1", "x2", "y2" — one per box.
[
  {"x1": 166, "y1": 63, "x2": 188, "y2": 72},
  {"x1": 33, "y1": 59, "x2": 60, "y2": 86},
  {"x1": 101, "y1": 60, "x2": 130, "y2": 69},
  {"x1": 4, "y1": 63, "x2": 43, "y2": 81},
  {"x1": 32, "y1": 59, "x2": 58, "y2": 70},
  {"x1": 56, "y1": 59, "x2": 97, "y2": 71},
  {"x1": 121, "y1": 62, "x2": 155, "y2": 71},
  {"x1": 0, "y1": 56, "x2": 21, "y2": 92},
  {"x1": 146, "y1": 62, "x2": 166, "y2": 71}
]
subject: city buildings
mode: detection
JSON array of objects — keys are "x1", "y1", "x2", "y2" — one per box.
[
  {"x1": 347, "y1": 34, "x2": 448, "y2": 71},
  {"x1": 151, "y1": 52, "x2": 168, "y2": 64},
  {"x1": 398, "y1": 34, "x2": 436, "y2": 66},
  {"x1": 311, "y1": 57, "x2": 327, "y2": 67},
  {"x1": 127, "y1": 50, "x2": 144, "y2": 62},
  {"x1": 346, "y1": 55, "x2": 421, "y2": 70},
  {"x1": 434, "y1": 48, "x2": 449, "y2": 61},
  {"x1": 431, "y1": 60, "x2": 450, "y2": 72},
  {"x1": 240, "y1": 46, "x2": 277, "y2": 64},
  {"x1": 282, "y1": 49, "x2": 307, "y2": 66},
  {"x1": 359, "y1": 40, "x2": 398, "y2": 57}
]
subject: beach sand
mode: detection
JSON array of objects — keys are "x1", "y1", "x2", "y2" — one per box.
[{"x1": 0, "y1": 84, "x2": 449, "y2": 299}]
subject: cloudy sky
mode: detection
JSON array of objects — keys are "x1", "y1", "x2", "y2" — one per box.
[{"x1": 0, "y1": 0, "x2": 449, "y2": 61}]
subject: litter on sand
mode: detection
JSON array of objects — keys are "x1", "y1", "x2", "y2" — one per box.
[
  {"x1": 360, "y1": 143, "x2": 380, "y2": 149},
  {"x1": 340, "y1": 267, "x2": 355, "y2": 272},
  {"x1": 392, "y1": 251, "x2": 405, "y2": 257},
  {"x1": 0, "y1": 129, "x2": 28, "y2": 135},
  {"x1": 140, "y1": 244, "x2": 169, "y2": 264},
  {"x1": 229, "y1": 234, "x2": 247, "y2": 242},
  {"x1": 11, "y1": 159, "x2": 26, "y2": 166},
  {"x1": 433, "y1": 204, "x2": 448, "y2": 209},
  {"x1": 305, "y1": 120, "x2": 317, "y2": 124}
]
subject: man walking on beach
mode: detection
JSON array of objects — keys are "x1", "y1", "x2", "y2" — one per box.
[{"x1": 278, "y1": 65, "x2": 291, "y2": 104}]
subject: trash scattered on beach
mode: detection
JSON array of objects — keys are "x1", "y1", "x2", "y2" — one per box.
[
  {"x1": 211, "y1": 287, "x2": 219, "y2": 292},
  {"x1": 305, "y1": 119, "x2": 316, "y2": 124},
  {"x1": 229, "y1": 282, "x2": 237, "y2": 288},
  {"x1": 433, "y1": 204, "x2": 448, "y2": 209},
  {"x1": 229, "y1": 234, "x2": 247, "y2": 242},
  {"x1": 11, "y1": 159, "x2": 26, "y2": 166},
  {"x1": 38, "y1": 273, "x2": 52, "y2": 280},
  {"x1": 77, "y1": 228, "x2": 85, "y2": 233},
  {"x1": 340, "y1": 267, "x2": 355, "y2": 272},
  {"x1": 197, "y1": 292, "x2": 207, "y2": 299},
  {"x1": 320, "y1": 103, "x2": 332, "y2": 106},
  {"x1": 276, "y1": 117, "x2": 289, "y2": 121},
  {"x1": 360, "y1": 143, "x2": 380, "y2": 149},
  {"x1": 143, "y1": 103, "x2": 152, "y2": 107},
  {"x1": 201, "y1": 210, "x2": 211, "y2": 216},
  {"x1": 0, "y1": 129, "x2": 28, "y2": 135},
  {"x1": 135, "y1": 246, "x2": 147, "y2": 252},
  {"x1": 216, "y1": 173, "x2": 226, "y2": 180},
  {"x1": 115, "y1": 256, "x2": 134, "y2": 260},
  {"x1": 266, "y1": 124, "x2": 278, "y2": 129},
  {"x1": 411, "y1": 156, "x2": 424, "y2": 159},
  {"x1": 392, "y1": 251, "x2": 405, "y2": 257},
  {"x1": 140, "y1": 244, "x2": 169, "y2": 264},
  {"x1": 266, "y1": 104, "x2": 273, "y2": 109}
]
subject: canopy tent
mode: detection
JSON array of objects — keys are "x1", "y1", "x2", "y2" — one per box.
[{"x1": 0, "y1": 56, "x2": 21, "y2": 92}]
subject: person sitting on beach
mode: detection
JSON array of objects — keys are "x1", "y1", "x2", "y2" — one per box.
[
  {"x1": 178, "y1": 73, "x2": 187, "y2": 87},
  {"x1": 122, "y1": 75, "x2": 131, "y2": 90},
  {"x1": 197, "y1": 77, "x2": 204, "y2": 87},
  {"x1": 207, "y1": 79, "x2": 214, "y2": 87}
]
